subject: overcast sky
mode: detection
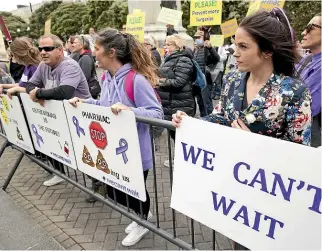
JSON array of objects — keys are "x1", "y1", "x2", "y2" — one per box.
[{"x1": 0, "y1": 0, "x2": 42, "y2": 12}]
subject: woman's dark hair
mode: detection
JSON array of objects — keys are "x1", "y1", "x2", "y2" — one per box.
[
  {"x1": 239, "y1": 8, "x2": 299, "y2": 77},
  {"x1": 95, "y1": 28, "x2": 158, "y2": 87}
]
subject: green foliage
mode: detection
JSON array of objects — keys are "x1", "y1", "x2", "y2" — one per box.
[
  {"x1": 29, "y1": 1, "x2": 62, "y2": 39},
  {"x1": 50, "y1": 3, "x2": 89, "y2": 40},
  {"x1": 0, "y1": 11, "x2": 27, "y2": 39},
  {"x1": 95, "y1": 1, "x2": 128, "y2": 31},
  {"x1": 284, "y1": 1, "x2": 321, "y2": 41},
  {"x1": 86, "y1": 0, "x2": 113, "y2": 31},
  {"x1": 181, "y1": 1, "x2": 196, "y2": 37}
]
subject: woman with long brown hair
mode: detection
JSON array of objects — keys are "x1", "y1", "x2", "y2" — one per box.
[
  {"x1": 0, "y1": 37, "x2": 41, "y2": 98},
  {"x1": 69, "y1": 28, "x2": 163, "y2": 247}
]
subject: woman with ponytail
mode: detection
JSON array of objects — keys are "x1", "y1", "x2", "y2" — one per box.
[
  {"x1": 69, "y1": 28, "x2": 163, "y2": 247},
  {"x1": 173, "y1": 8, "x2": 312, "y2": 147},
  {"x1": 0, "y1": 37, "x2": 41, "y2": 98}
]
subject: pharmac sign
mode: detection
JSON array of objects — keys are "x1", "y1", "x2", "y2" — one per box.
[{"x1": 171, "y1": 117, "x2": 321, "y2": 250}]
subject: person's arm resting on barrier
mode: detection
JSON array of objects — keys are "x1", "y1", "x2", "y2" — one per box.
[{"x1": 25, "y1": 65, "x2": 44, "y2": 93}]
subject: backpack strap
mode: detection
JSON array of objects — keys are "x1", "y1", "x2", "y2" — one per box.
[{"x1": 124, "y1": 69, "x2": 136, "y2": 106}]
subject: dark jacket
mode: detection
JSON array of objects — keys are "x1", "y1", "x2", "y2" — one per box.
[
  {"x1": 157, "y1": 50, "x2": 196, "y2": 121},
  {"x1": 194, "y1": 46, "x2": 220, "y2": 73},
  {"x1": 9, "y1": 60, "x2": 25, "y2": 82},
  {"x1": 151, "y1": 48, "x2": 162, "y2": 67}
]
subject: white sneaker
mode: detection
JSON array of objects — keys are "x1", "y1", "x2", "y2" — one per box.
[
  {"x1": 122, "y1": 225, "x2": 149, "y2": 247},
  {"x1": 125, "y1": 211, "x2": 153, "y2": 234},
  {"x1": 43, "y1": 175, "x2": 65, "y2": 187},
  {"x1": 164, "y1": 159, "x2": 174, "y2": 168}
]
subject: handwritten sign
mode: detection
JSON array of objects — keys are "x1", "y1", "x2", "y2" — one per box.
[
  {"x1": 157, "y1": 7, "x2": 183, "y2": 26},
  {"x1": 126, "y1": 11, "x2": 145, "y2": 42},
  {"x1": 44, "y1": 19, "x2": 51, "y2": 35},
  {"x1": 20, "y1": 93, "x2": 77, "y2": 169},
  {"x1": 171, "y1": 116, "x2": 321, "y2": 250},
  {"x1": 210, "y1": 35, "x2": 224, "y2": 47},
  {"x1": 63, "y1": 101, "x2": 147, "y2": 201},
  {"x1": 220, "y1": 18, "x2": 238, "y2": 38},
  {"x1": 190, "y1": 0, "x2": 222, "y2": 26},
  {"x1": 0, "y1": 94, "x2": 34, "y2": 154}
]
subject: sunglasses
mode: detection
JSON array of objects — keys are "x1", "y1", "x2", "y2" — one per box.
[
  {"x1": 38, "y1": 46, "x2": 58, "y2": 52},
  {"x1": 305, "y1": 23, "x2": 322, "y2": 33}
]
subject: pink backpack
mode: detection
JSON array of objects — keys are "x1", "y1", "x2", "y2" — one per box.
[{"x1": 101, "y1": 70, "x2": 162, "y2": 106}]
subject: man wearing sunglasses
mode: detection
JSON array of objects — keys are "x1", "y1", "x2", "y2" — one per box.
[
  {"x1": 25, "y1": 34, "x2": 91, "y2": 186},
  {"x1": 296, "y1": 13, "x2": 321, "y2": 147}
]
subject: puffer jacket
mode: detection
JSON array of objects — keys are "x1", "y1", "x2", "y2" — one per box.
[{"x1": 157, "y1": 50, "x2": 196, "y2": 121}]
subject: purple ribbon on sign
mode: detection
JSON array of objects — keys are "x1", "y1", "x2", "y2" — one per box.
[
  {"x1": 31, "y1": 124, "x2": 44, "y2": 147},
  {"x1": 72, "y1": 116, "x2": 85, "y2": 137},
  {"x1": 116, "y1": 138, "x2": 128, "y2": 164}
]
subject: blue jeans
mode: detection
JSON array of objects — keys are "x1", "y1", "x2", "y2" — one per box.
[{"x1": 202, "y1": 84, "x2": 214, "y2": 115}]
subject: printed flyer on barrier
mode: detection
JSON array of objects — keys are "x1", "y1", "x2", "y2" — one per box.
[
  {"x1": 63, "y1": 101, "x2": 146, "y2": 202},
  {"x1": 20, "y1": 93, "x2": 77, "y2": 169},
  {"x1": 171, "y1": 116, "x2": 321, "y2": 250},
  {"x1": 0, "y1": 94, "x2": 35, "y2": 154}
]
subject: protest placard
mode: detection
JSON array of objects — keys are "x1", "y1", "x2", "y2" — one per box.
[
  {"x1": 171, "y1": 116, "x2": 321, "y2": 250},
  {"x1": 210, "y1": 35, "x2": 224, "y2": 47},
  {"x1": 126, "y1": 11, "x2": 145, "y2": 42},
  {"x1": 190, "y1": 0, "x2": 222, "y2": 26},
  {"x1": 246, "y1": 0, "x2": 285, "y2": 16},
  {"x1": 20, "y1": 93, "x2": 77, "y2": 169},
  {"x1": 44, "y1": 19, "x2": 51, "y2": 35},
  {"x1": 157, "y1": 7, "x2": 183, "y2": 26},
  {"x1": 63, "y1": 101, "x2": 146, "y2": 201},
  {"x1": 0, "y1": 94, "x2": 34, "y2": 154},
  {"x1": 220, "y1": 18, "x2": 238, "y2": 38}
]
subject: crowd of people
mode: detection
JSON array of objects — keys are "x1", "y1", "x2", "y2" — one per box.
[{"x1": 0, "y1": 8, "x2": 321, "y2": 247}]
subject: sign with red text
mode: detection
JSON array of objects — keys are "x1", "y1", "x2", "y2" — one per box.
[
  {"x1": 171, "y1": 116, "x2": 321, "y2": 250},
  {"x1": 0, "y1": 94, "x2": 34, "y2": 154},
  {"x1": 20, "y1": 93, "x2": 77, "y2": 169},
  {"x1": 63, "y1": 101, "x2": 146, "y2": 201}
]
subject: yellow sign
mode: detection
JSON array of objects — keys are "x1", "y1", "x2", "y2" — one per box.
[
  {"x1": 1, "y1": 96, "x2": 9, "y2": 111},
  {"x1": 157, "y1": 7, "x2": 183, "y2": 26},
  {"x1": 190, "y1": 0, "x2": 222, "y2": 26},
  {"x1": 44, "y1": 19, "x2": 51, "y2": 34},
  {"x1": 133, "y1": 9, "x2": 141, "y2": 14},
  {"x1": 210, "y1": 35, "x2": 224, "y2": 47},
  {"x1": 0, "y1": 107, "x2": 8, "y2": 125},
  {"x1": 220, "y1": 18, "x2": 238, "y2": 38},
  {"x1": 126, "y1": 11, "x2": 145, "y2": 42},
  {"x1": 246, "y1": 0, "x2": 285, "y2": 16}
]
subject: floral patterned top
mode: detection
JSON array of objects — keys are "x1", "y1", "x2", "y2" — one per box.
[{"x1": 202, "y1": 70, "x2": 312, "y2": 146}]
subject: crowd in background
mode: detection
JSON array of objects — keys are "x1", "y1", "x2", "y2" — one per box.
[{"x1": 0, "y1": 9, "x2": 321, "y2": 248}]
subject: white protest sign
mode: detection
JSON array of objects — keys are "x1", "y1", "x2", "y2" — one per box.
[
  {"x1": 171, "y1": 116, "x2": 321, "y2": 250},
  {"x1": 0, "y1": 94, "x2": 35, "y2": 154},
  {"x1": 20, "y1": 93, "x2": 77, "y2": 169},
  {"x1": 157, "y1": 7, "x2": 183, "y2": 26},
  {"x1": 63, "y1": 101, "x2": 146, "y2": 201}
]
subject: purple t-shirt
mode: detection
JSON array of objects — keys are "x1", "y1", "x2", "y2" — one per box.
[
  {"x1": 19, "y1": 65, "x2": 38, "y2": 87},
  {"x1": 28, "y1": 57, "x2": 91, "y2": 99}
]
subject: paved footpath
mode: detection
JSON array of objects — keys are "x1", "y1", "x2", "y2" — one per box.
[{"x1": 0, "y1": 133, "x2": 233, "y2": 250}]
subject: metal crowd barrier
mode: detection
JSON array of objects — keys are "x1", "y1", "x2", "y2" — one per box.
[{"x1": 0, "y1": 94, "x2": 247, "y2": 250}]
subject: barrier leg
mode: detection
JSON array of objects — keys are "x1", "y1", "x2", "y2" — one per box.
[
  {"x1": 2, "y1": 152, "x2": 24, "y2": 191},
  {"x1": 0, "y1": 139, "x2": 9, "y2": 158},
  {"x1": 233, "y1": 242, "x2": 248, "y2": 250}
]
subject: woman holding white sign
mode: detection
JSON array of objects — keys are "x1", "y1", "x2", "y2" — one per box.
[
  {"x1": 69, "y1": 28, "x2": 163, "y2": 247},
  {"x1": 172, "y1": 8, "x2": 312, "y2": 146}
]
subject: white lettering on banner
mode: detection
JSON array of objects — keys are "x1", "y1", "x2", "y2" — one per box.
[
  {"x1": 20, "y1": 93, "x2": 77, "y2": 169},
  {"x1": 0, "y1": 94, "x2": 35, "y2": 154},
  {"x1": 63, "y1": 101, "x2": 146, "y2": 201},
  {"x1": 171, "y1": 116, "x2": 321, "y2": 250}
]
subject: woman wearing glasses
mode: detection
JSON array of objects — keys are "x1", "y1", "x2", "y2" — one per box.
[
  {"x1": 297, "y1": 13, "x2": 321, "y2": 147},
  {"x1": 0, "y1": 37, "x2": 40, "y2": 98},
  {"x1": 173, "y1": 8, "x2": 312, "y2": 147}
]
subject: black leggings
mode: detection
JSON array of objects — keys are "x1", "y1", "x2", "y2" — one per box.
[{"x1": 107, "y1": 170, "x2": 150, "y2": 219}]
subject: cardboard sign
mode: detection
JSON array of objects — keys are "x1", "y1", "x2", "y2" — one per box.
[
  {"x1": 20, "y1": 93, "x2": 77, "y2": 169},
  {"x1": 247, "y1": 0, "x2": 285, "y2": 16},
  {"x1": 210, "y1": 35, "x2": 224, "y2": 47},
  {"x1": 63, "y1": 101, "x2": 147, "y2": 201},
  {"x1": 0, "y1": 94, "x2": 35, "y2": 154},
  {"x1": 126, "y1": 11, "x2": 145, "y2": 42},
  {"x1": 44, "y1": 19, "x2": 51, "y2": 35},
  {"x1": 220, "y1": 18, "x2": 238, "y2": 38},
  {"x1": 190, "y1": 0, "x2": 222, "y2": 26},
  {"x1": 157, "y1": 7, "x2": 183, "y2": 26},
  {"x1": 171, "y1": 116, "x2": 321, "y2": 250}
]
